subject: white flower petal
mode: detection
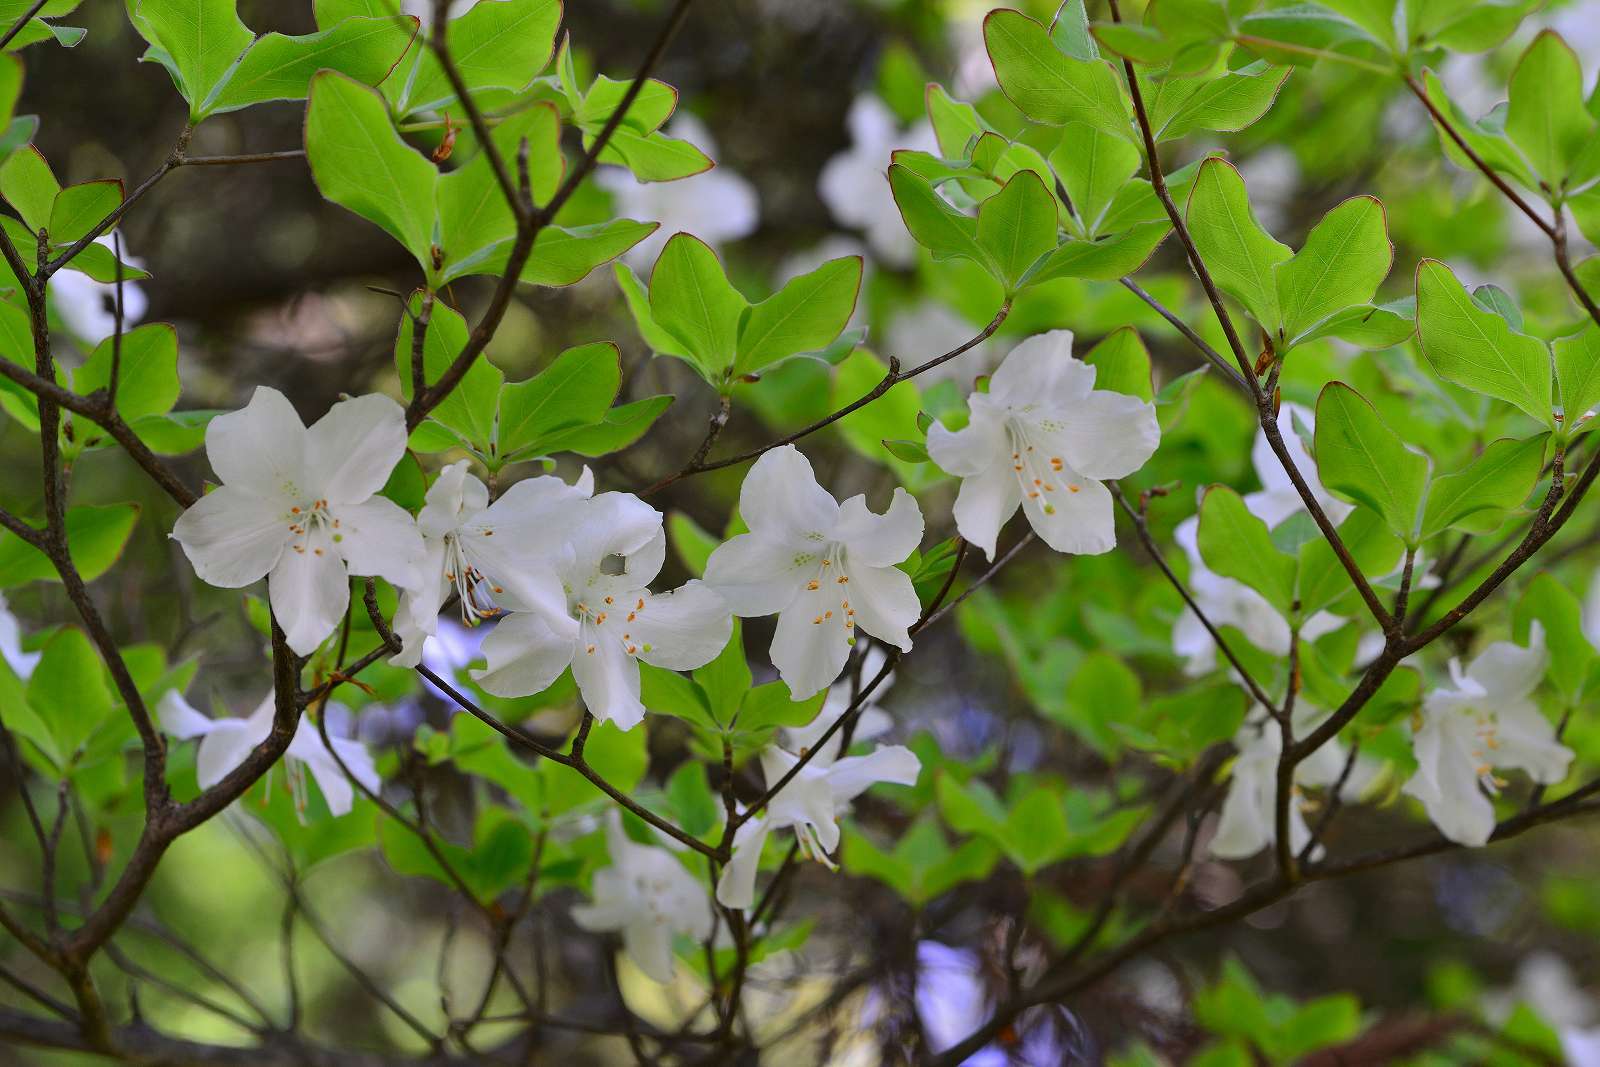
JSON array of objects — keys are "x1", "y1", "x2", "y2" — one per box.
[
  {"x1": 194, "y1": 719, "x2": 262, "y2": 790},
  {"x1": 703, "y1": 532, "x2": 812, "y2": 617},
  {"x1": 1028, "y1": 390, "x2": 1160, "y2": 481},
  {"x1": 269, "y1": 525, "x2": 351, "y2": 655},
  {"x1": 305, "y1": 393, "x2": 408, "y2": 506},
  {"x1": 1466, "y1": 622, "x2": 1548, "y2": 703},
  {"x1": 825, "y1": 744, "x2": 920, "y2": 803},
  {"x1": 622, "y1": 917, "x2": 677, "y2": 984},
  {"x1": 1021, "y1": 471, "x2": 1115, "y2": 555},
  {"x1": 715, "y1": 816, "x2": 772, "y2": 909},
  {"x1": 572, "y1": 626, "x2": 646, "y2": 730},
  {"x1": 170, "y1": 485, "x2": 290, "y2": 588},
  {"x1": 738, "y1": 446, "x2": 839, "y2": 544},
  {"x1": 986, "y1": 331, "x2": 1094, "y2": 409},
  {"x1": 473, "y1": 612, "x2": 578, "y2": 698},
  {"x1": 332, "y1": 496, "x2": 425, "y2": 591},
  {"x1": 1404, "y1": 714, "x2": 1496, "y2": 847},
  {"x1": 834, "y1": 489, "x2": 923, "y2": 568},
  {"x1": 1492, "y1": 699, "x2": 1573, "y2": 785},
  {"x1": 159, "y1": 690, "x2": 216, "y2": 739},
  {"x1": 770, "y1": 581, "x2": 854, "y2": 700},
  {"x1": 950, "y1": 457, "x2": 1023, "y2": 561},
  {"x1": 631, "y1": 581, "x2": 732, "y2": 671},
  {"x1": 926, "y1": 407, "x2": 1007, "y2": 479},
  {"x1": 845, "y1": 561, "x2": 919, "y2": 652},
  {"x1": 205, "y1": 387, "x2": 308, "y2": 502}
]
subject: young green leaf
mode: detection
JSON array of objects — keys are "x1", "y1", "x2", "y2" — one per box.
[
  {"x1": 436, "y1": 103, "x2": 563, "y2": 281},
  {"x1": 527, "y1": 394, "x2": 672, "y2": 459},
  {"x1": 1050, "y1": 122, "x2": 1140, "y2": 238},
  {"x1": 1274, "y1": 196, "x2": 1391, "y2": 345},
  {"x1": 1021, "y1": 221, "x2": 1169, "y2": 285},
  {"x1": 26, "y1": 627, "x2": 113, "y2": 758},
  {"x1": 497, "y1": 342, "x2": 621, "y2": 455},
  {"x1": 1415, "y1": 259, "x2": 1553, "y2": 427},
  {"x1": 1197, "y1": 485, "x2": 1297, "y2": 615},
  {"x1": 1555, "y1": 324, "x2": 1600, "y2": 439},
  {"x1": 1420, "y1": 434, "x2": 1545, "y2": 539},
  {"x1": 396, "y1": 0, "x2": 561, "y2": 116},
  {"x1": 975, "y1": 170, "x2": 1060, "y2": 290},
  {"x1": 394, "y1": 295, "x2": 502, "y2": 450},
  {"x1": 1154, "y1": 63, "x2": 1292, "y2": 142},
  {"x1": 201, "y1": 15, "x2": 419, "y2": 118},
  {"x1": 983, "y1": 8, "x2": 1129, "y2": 139},
  {"x1": 0, "y1": 503, "x2": 141, "y2": 587},
  {"x1": 48, "y1": 179, "x2": 121, "y2": 246},
  {"x1": 648, "y1": 233, "x2": 748, "y2": 383},
  {"x1": 1184, "y1": 158, "x2": 1290, "y2": 331},
  {"x1": 734, "y1": 255, "x2": 863, "y2": 375},
  {"x1": 1082, "y1": 326, "x2": 1154, "y2": 401},
  {"x1": 887, "y1": 163, "x2": 993, "y2": 271},
  {"x1": 305, "y1": 71, "x2": 437, "y2": 272},
  {"x1": 72, "y1": 323, "x2": 180, "y2": 422},
  {"x1": 128, "y1": 0, "x2": 254, "y2": 118},
  {"x1": 1505, "y1": 31, "x2": 1594, "y2": 188},
  {"x1": 1296, "y1": 508, "x2": 1402, "y2": 619},
  {"x1": 518, "y1": 219, "x2": 658, "y2": 287},
  {"x1": 1513, "y1": 573, "x2": 1595, "y2": 703},
  {"x1": 1314, "y1": 382, "x2": 1430, "y2": 542},
  {"x1": 0, "y1": 144, "x2": 58, "y2": 232}
]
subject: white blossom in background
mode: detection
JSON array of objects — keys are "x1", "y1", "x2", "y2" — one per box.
[
  {"x1": 597, "y1": 112, "x2": 759, "y2": 269},
  {"x1": 777, "y1": 234, "x2": 871, "y2": 332},
  {"x1": 159, "y1": 690, "x2": 380, "y2": 816},
  {"x1": 1234, "y1": 146, "x2": 1302, "y2": 232},
  {"x1": 1210, "y1": 702, "x2": 1368, "y2": 861},
  {"x1": 704, "y1": 445, "x2": 924, "y2": 700},
  {"x1": 170, "y1": 388, "x2": 425, "y2": 655},
  {"x1": 50, "y1": 234, "x2": 147, "y2": 344},
  {"x1": 784, "y1": 643, "x2": 894, "y2": 764},
  {"x1": 474, "y1": 491, "x2": 730, "y2": 729},
  {"x1": 927, "y1": 331, "x2": 1160, "y2": 560},
  {"x1": 1404, "y1": 623, "x2": 1572, "y2": 847},
  {"x1": 716, "y1": 736, "x2": 920, "y2": 908},
  {"x1": 571, "y1": 813, "x2": 714, "y2": 983},
  {"x1": 401, "y1": 0, "x2": 478, "y2": 26},
  {"x1": 819, "y1": 95, "x2": 937, "y2": 269},
  {"x1": 0, "y1": 593, "x2": 40, "y2": 680},
  {"x1": 1170, "y1": 403, "x2": 1351, "y2": 674},
  {"x1": 390, "y1": 460, "x2": 591, "y2": 667},
  {"x1": 885, "y1": 302, "x2": 999, "y2": 386},
  {"x1": 1484, "y1": 951, "x2": 1600, "y2": 1066}
]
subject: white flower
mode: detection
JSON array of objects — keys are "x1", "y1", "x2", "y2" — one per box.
[
  {"x1": 1404, "y1": 623, "x2": 1571, "y2": 846},
  {"x1": 0, "y1": 593, "x2": 40, "y2": 680},
  {"x1": 1210, "y1": 702, "x2": 1364, "y2": 861},
  {"x1": 570, "y1": 813, "x2": 714, "y2": 983},
  {"x1": 49, "y1": 234, "x2": 147, "y2": 344},
  {"x1": 401, "y1": 0, "x2": 478, "y2": 26},
  {"x1": 390, "y1": 460, "x2": 591, "y2": 667},
  {"x1": 171, "y1": 387, "x2": 425, "y2": 656},
  {"x1": 597, "y1": 113, "x2": 759, "y2": 269},
  {"x1": 783, "y1": 643, "x2": 894, "y2": 765},
  {"x1": 704, "y1": 445, "x2": 924, "y2": 700},
  {"x1": 715, "y1": 738, "x2": 920, "y2": 909},
  {"x1": 927, "y1": 330, "x2": 1160, "y2": 560},
  {"x1": 159, "y1": 690, "x2": 380, "y2": 817},
  {"x1": 818, "y1": 95, "x2": 937, "y2": 268},
  {"x1": 1247, "y1": 402, "x2": 1353, "y2": 528},
  {"x1": 473, "y1": 492, "x2": 731, "y2": 730}
]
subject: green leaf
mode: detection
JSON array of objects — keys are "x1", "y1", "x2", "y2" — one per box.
[
  {"x1": 1505, "y1": 31, "x2": 1595, "y2": 188},
  {"x1": 397, "y1": 0, "x2": 560, "y2": 116},
  {"x1": 1415, "y1": 259, "x2": 1553, "y2": 427},
  {"x1": 1155, "y1": 63, "x2": 1291, "y2": 142},
  {"x1": 1021, "y1": 220, "x2": 1169, "y2": 284},
  {"x1": 202, "y1": 15, "x2": 419, "y2": 118},
  {"x1": 735, "y1": 681, "x2": 824, "y2": 733},
  {"x1": 1420, "y1": 434, "x2": 1545, "y2": 540},
  {"x1": 1514, "y1": 573, "x2": 1595, "y2": 703},
  {"x1": 0, "y1": 657, "x2": 58, "y2": 770},
  {"x1": 131, "y1": 410, "x2": 217, "y2": 455},
  {"x1": 129, "y1": 0, "x2": 254, "y2": 117},
  {"x1": 27, "y1": 627, "x2": 112, "y2": 757},
  {"x1": 378, "y1": 807, "x2": 533, "y2": 904},
  {"x1": 1555, "y1": 324, "x2": 1600, "y2": 439},
  {"x1": 497, "y1": 342, "x2": 620, "y2": 456},
  {"x1": 305, "y1": 71, "x2": 437, "y2": 270},
  {"x1": 1051, "y1": 122, "x2": 1140, "y2": 238},
  {"x1": 975, "y1": 170, "x2": 1060, "y2": 291},
  {"x1": 665, "y1": 761, "x2": 720, "y2": 837},
  {"x1": 638, "y1": 663, "x2": 719, "y2": 729},
  {"x1": 1418, "y1": 70, "x2": 1537, "y2": 190},
  {"x1": 1274, "y1": 195, "x2": 1392, "y2": 345},
  {"x1": 694, "y1": 622, "x2": 751, "y2": 725},
  {"x1": 984, "y1": 8, "x2": 1129, "y2": 139},
  {"x1": 887, "y1": 163, "x2": 993, "y2": 271},
  {"x1": 1297, "y1": 297, "x2": 1415, "y2": 349},
  {"x1": 1184, "y1": 158, "x2": 1290, "y2": 331},
  {"x1": 0, "y1": 143, "x2": 58, "y2": 232},
  {"x1": 394, "y1": 295, "x2": 502, "y2": 450},
  {"x1": 520, "y1": 219, "x2": 657, "y2": 287},
  {"x1": 1082, "y1": 326, "x2": 1153, "y2": 401},
  {"x1": 0, "y1": 503, "x2": 140, "y2": 587},
  {"x1": 1197, "y1": 486, "x2": 1296, "y2": 615},
  {"x1": 668, "y1": 511, "x2": 717, "y2": 578},
  {"x1": 1314, "y1": 382, "x2": 1430, "y2": 543},
  {"x1": 437, "y1": 103, "x2": 563, "y2": 281},
  {"x1": 72, "y1": 323, "x2": 180, "y2": 422},
  {"x1": 1408, "y1": 0, "x2": 1539, "y2": 53},
  {"x1": 615, "y1": 260, "x2": 688, "y2": 358},
  {"x1": 734, "y1": 255, "x2": 862, "y2": 375},
  {"x1": 48, "y1": 179, "x2": 121, "y2": 246},
  {"x1": 530, "y1": 394, "x2": 672, "y2": 458},
  {"x1": 648, "y1": 232, "x2": 747, "y2": 383},
  {"x1": 1296, "y1": 508, "x2": 1402, "y2": 618}
]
